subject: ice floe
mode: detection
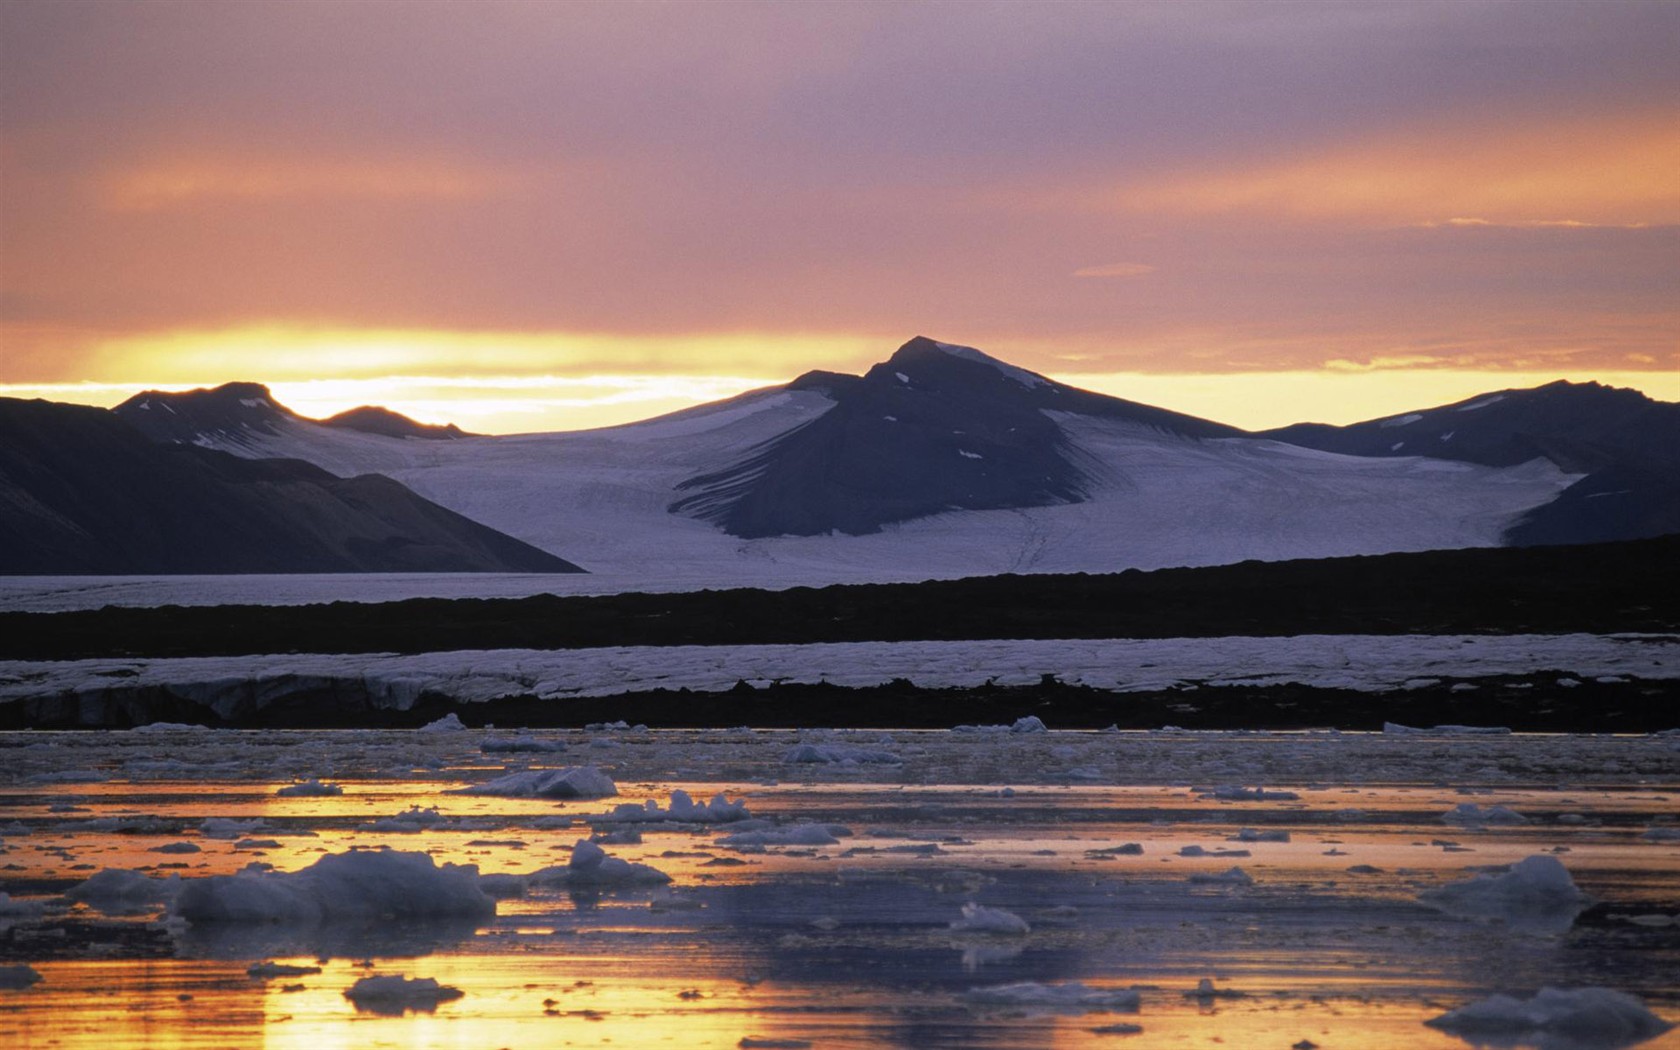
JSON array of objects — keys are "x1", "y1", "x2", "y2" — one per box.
[
  {"x1": 1419, "y1": 855, "x2": 1590, "y2": 935},
  {"x1": 344, "y1": 974, "x2": 464, "y2": 1015},
  {"x1": 950, "y1": 902, "x2": 1030, "y2": 934},
  {"x1": 593, "y1": 789, "x2": 750, "y2": 824},
  {"x1": 528, "y1": 840, "x2": 670, "y2": 887},
  {"x1": 1197, "y1": 785, "x2": 1300, "y2": 801},
  {"x1": 172, "y1": 849, "x2": 495, "y2": 923},
  {"x1": 276, "y1": 779, "x2": 343, "y2": 797},
  {"x1": 953, "y1": 716, "x2": 1048, "y2": 734},
  {"x1": 452, "y1": 766, "x2": 617, "y2": 799},
  {"x1": 1425, "y1": 987, "x2": 1672, "y2": 1049},
  {"x1": 199, "y1": 817, "x2": 266, "y2": 839},
  {"x1": 66, "y1": 869, "x2": 180, "y2": 914},
  {"x1": 247, "y1": 961, "x2": 322, "y2": 979},
  {"x1": 1187, "y1": 866, "x2": 1255, "y2": 886},
  {"x1": 1443, "y1": 802, "x2": 1528, "y2": 825}
]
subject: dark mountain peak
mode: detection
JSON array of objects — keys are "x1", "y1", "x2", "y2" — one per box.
[
  {"x1": 113, "y1": 383, "x2": 475, "y2": 445},
  {"x1": 877, "y1": 336, "x2": 1058, "y2": 393},
  {"x1": 786, "y1": 369, "x2": 864, "y2": 397},
  {"x1": 0, "y1": 396, "x2": 583, "y2": 574},
  {"x1": 321, "y1": 405, "x2": 472, "y2": 440},
  {"x1": 114, "y1": 382, "x2": 299, "y2": 443},
  {"x1": 671, "y1": 337, "x2": 1237, "y2": 539}
]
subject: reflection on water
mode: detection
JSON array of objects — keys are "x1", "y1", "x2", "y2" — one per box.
[{"x1": 0, "y1": 728, "x2": 1677, "y2": 1049}]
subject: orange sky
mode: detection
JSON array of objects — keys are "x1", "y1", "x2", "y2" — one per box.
[{"x1": 2, "y1": 1, "x2": 1675, "y2": 432}]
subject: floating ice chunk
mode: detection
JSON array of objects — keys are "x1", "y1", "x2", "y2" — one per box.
[
  {"x1": 529, "y1": 840, "x2": 670, "y2": 887},
  {"x1": 1198, "y1": 785, "x2": 1300, "y2": 801},
  {"x1": 1085, "y1": 844, "x2": 1144, "y2": 857},
  {"x1": 200, "y1": 817, "x2": 266, "y2": 839},
  {"x1": 344, "y1": 974, "x2": 463, "y2": 1015},
  {"x1": 1178, "y1": 845, "x2": 1250, "y2": 858},
  {"x1": 129, "y1": 722, "x2": 207, "y2": 733},
  {"x1": 418, "y1": 713, "x2": 467, "y2": 732},
  {"x1": 1384, "y1": 722, "x2": 1512, "y2": 735},
  {"x1": 66, "y1": 869, "x2": 180, "y2": 915},
  {"x1": 1185, "y1": 977, "x2": 1246, "y2": 1000},
  {"x1": 1091, "y1": 1023, "x2": 1144, "y2": 1035},
  {"x1": 1418, "y1": 855, "x2": 1590, "y2": 935},
  {"x1": 1425, "y1": 987, "x2": 1672, "y2": 1047},
  {"x1": 1442, "y1": 802, "x2": 1528, "y2": 825},
  {"x1": 367, "y1": 806, "x2": 449, "y2": 833},
  {"x1": 147, "y1": 841, "x2": 201, "y2": 854},
  {"x1": 964, "y1": 981, "x2": 1141, "y2": 1012},
  {"x1": 951, "y1": 902, "x2": 1030, "y2": 935},
  {"x1": 0, "y1": 964, "x2": 42, "y2": 990},
  {"x1": 952, "y1": 716, "x2": 1048, "y2": 734},
  {"x1": 1188, "y1": 866, "x2": 1254, "y2": 886},
  {"x1": 247, "y1": 961, "x2": 322, "y2": 979},
  {"x1": 595, "y1": 790, "x2": 751, "y2": 824},
  {"x1": 477, "y1": 873, "x2": 529, "y2": 899},
  {"x1": 482, "y1": 735, "x2": 564, "y2": 753},
  {"x1": 1230, "y1": 828, "x2": 1290, "y2": 842},
  {"x1": 783, "y1": 744, "x2": 901, "y2": 764},
  {"x1": 276, "y1": 779, "x2": 343, "y2": 797},
  {"x1": 172, "y1": 849, "x2": 495, "y2": 924},
  {"x1": 717, "y1": 824, "x2": 843, "y2": 847},
  {"x1": 453, "y1": 766, "x2": 617, "y2": 799}
]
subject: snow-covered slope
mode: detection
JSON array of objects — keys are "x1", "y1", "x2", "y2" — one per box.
[
  {"x1": 1261, "y1": 380, "x2": 1680, "y2": 546},
  {"x1": 109, "y1": 340, "x2": 1579, "y2": 584}
]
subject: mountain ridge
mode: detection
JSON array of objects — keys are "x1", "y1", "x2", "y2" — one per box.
[
  {"x1": 115, "y1": 383, "x2": 470, "y2": 446},
  {"x1": 29, "y1": 337, "x2": 1675, "y2": 578},
  {"x1": 0, "y1": 397, "x2": 583, "y2": 575}
]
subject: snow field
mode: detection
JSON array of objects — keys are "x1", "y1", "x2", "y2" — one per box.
[{"x1": 2, "y1": 633, "x2": 1670, "y2": 723}]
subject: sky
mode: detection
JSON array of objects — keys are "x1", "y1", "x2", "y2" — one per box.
[{"x1": 2, "y1": 0, "x2": 1677, "y2": 433}]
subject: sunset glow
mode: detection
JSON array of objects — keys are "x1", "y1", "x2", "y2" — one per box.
[{"x1": 3, "y1": 1, "x2": 1675, "y2": 430}]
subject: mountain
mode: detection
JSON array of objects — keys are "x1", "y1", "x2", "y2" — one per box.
[
  {"x1": 672, "y1": 336, "x2": 1240, "y2": 537},
  {"x1": 0, "y1": 397, "x2": 583, "y2": 574},
  {"x1": 1260, "y1": 381, "x2": 1680, "y2": 545},
  {"x1": 97, "y1": 338, "x2": 1591, "y2": 584},
  {"x1": 115, "y1": 383, "x2": 469, "y2": 446},
  {"x1": 321, "y1": 406, "x2": 471, "y2": 440}
]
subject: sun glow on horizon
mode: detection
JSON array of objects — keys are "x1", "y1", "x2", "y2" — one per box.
[{"x1": 8, "y1": 363, "x2": 1679, "y2": 436}]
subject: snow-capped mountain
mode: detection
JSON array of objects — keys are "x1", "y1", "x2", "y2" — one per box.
[
  {"x1": 93, "y1": 338, "x2": 1611, "y2": 584},
  {"x1": 673, "y1": 336, "x2": 1239, "y2": 537},
  {"x1": 0, "y1": 397, "x2": 581, "y2": 575},
  {"x1": 1260, "y1": 381, "x2": 1680, "y2": 546}
]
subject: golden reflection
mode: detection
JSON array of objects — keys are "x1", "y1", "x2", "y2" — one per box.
[{"x1": 3, "y1": 765, "x2": 1678, "y2": 1049}]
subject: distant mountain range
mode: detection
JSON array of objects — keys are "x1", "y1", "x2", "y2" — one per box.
[{"x1": 4, "y1": 337, "x2": 1675, "y2": 577}]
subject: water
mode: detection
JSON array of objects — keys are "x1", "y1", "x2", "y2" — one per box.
[{"x1": 2, "y1": 728, "x2": 1677, "y2": 1048}]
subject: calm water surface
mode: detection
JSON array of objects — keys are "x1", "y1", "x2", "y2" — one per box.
[{"x1": 1, "y1": 728, "x2": 1677, "y2": 1049}]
